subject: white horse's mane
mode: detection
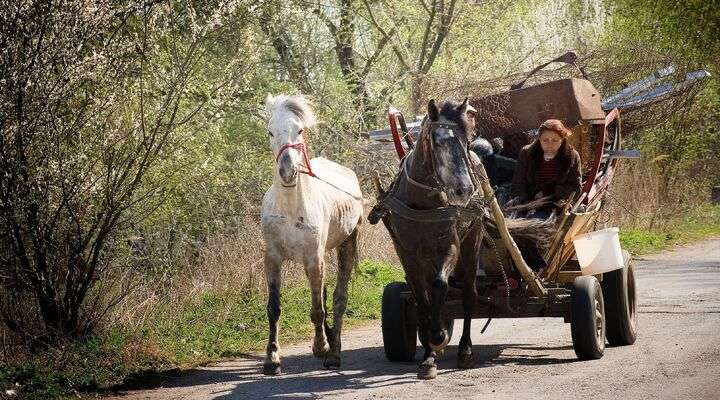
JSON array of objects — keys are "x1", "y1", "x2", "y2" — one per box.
[{"x1": 265, "y1": 94, "x2": 318, "y2": 129}]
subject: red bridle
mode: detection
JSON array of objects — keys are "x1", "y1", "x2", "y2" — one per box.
[{"x1": 275, "y1": 140, "x2": 315, "y2": 177}]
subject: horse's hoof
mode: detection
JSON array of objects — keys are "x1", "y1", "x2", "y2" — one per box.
[
  {"x1": 418, "y1": 363, "x2": 438, "y2": 380},
  {"x1": 312, "y1": 343, "x2": 329, "y2": 358},
  {"x1": 262, "y1": 362, "x2": 281, "y2": 375},
  {"x1": 323, "y1": 354, "x2": 341, "y2": 369},
  {"x1": 457, "y1": 353, "x2": 475, "y2": 369}
]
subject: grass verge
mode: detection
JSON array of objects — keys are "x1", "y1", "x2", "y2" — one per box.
[
  {"x1": 619, "y1": 204, "x2": 720, "y2": 255},
  {"x1": 0, "y1": 260, "x2": 404, "y2": 399}
]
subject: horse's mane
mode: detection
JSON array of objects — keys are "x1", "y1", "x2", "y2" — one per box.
[{"x1": 266, "y1": 94, "x2": 318, "y2": 129}]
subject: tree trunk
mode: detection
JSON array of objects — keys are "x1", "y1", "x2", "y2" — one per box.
[{"x1": 410, "y1": 74, "x2": 425, "y2": 117}]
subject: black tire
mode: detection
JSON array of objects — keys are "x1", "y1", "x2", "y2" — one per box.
[
  {"x1": 602, "y1": 259, "x2": 638, "y2": 346},
  {"x1": 571, "y1": 276, "x2": 606, "y2": 360},
  {"x1": 381, "y1": 282, "x2": 417, "y2": 361}
]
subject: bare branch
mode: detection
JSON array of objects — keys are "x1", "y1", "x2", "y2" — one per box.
[
  {"x1": 360, "y1": 25, "x2": 397, "y2": 78},
  {"x1": 361, "y1": 0, "x2": 411, "y2": 71},
  {"x1": 418, "y1": 0, "x2": 437, "y2": 71}
]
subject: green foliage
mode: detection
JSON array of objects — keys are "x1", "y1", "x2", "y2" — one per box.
[
  {"x1": 620, "y1": 204, "x2": 720, "y2": 254},
  {"x1": 147, "y1": 260, "x2": 404, "y2": 364},
  {"x1": 0, "y1": 331, "x2": 167, "y2": 399},
  {"x1": 607, "y1": 0, "x2": 720, "y2": 70}
]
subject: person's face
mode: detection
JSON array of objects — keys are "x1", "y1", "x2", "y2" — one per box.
[{"x1": 539, "y1": 130, "x2": 563, "y2": 154}]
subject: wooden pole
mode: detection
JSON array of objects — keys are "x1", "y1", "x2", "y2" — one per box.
[{"x1": 471, "y1": 159, "x2": 547, "y2": 297}]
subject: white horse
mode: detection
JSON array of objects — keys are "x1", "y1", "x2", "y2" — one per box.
[{"x1": 261, "y1": 94, "x2": 363, "y2": 374}]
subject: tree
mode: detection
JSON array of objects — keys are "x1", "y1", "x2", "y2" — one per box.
[
  {"x1": 0, "y1": 0, "x2": 252, "y2": 341},
  {"x1": 255, "y1": 0, "x2": 464, "y2": 126},
  {"x1": 608, "y1": 0, "x2": 720, "y2": 72},
  {"x1": 361, "y1": 0, "x2": 460, "y2": 114}
]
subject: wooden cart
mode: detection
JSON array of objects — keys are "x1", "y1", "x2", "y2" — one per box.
[{"x1": 377, "y1": 57, "x2": 639, "y2": 361}]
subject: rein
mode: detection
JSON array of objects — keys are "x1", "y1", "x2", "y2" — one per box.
[{"x1": 401, "y1": 155, "x2": 442, "y2": 195}]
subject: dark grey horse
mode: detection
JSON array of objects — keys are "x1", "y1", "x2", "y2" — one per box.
[{"x1": 379, "y1": 98, "x2": 484, "y2": 379}]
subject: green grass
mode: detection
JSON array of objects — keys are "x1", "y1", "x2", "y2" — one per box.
[
  {"x1": 0, "y1": 260, "x2": 405, "y2": 399},
  {"x1": 619, "y1": 204, "x2": 720, "y2": 255},
  {"x1": 149, "y1": 259, "x2": 404, "y2": 364}
]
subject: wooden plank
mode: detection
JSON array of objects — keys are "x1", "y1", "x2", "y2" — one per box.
[
  {"x1": 545, "y1": 202, "x2": 601, "y2": 282},
  {"x1": 557, "y1": 271, "x2": 582, "y2": 283},
  {"x1": 471, "y1": 158, "x2": 547, "y2": 297}
]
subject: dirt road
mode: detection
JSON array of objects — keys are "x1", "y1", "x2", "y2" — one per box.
[{"x1": 110, "y1": 238, "x2": 720, "y2": 400}]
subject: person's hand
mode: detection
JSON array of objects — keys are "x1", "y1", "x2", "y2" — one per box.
[
  {"x1": 505, "y1": 197, "x2": 520, "y2": 207},
  {"x1": 534, "y1": 191, "x2": 545, "y2": 200}
]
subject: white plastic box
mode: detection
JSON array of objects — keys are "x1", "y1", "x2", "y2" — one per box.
[{"x1": 572, "y1": 227, "x2": 625, "y2": 275}]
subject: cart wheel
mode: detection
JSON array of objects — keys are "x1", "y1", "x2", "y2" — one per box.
[
  {"x1": 382, "y1": 282, "x2": 417, "y2": 361},
  {"x1": 571, "y1": 276, "x2": 606, "y2": 360},
  {"x1": 602, "y1": 257, "x2": 638, "y2": 346}
]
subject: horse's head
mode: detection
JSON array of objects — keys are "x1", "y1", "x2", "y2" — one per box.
[
  {"x1": 265, "y1": 94, "x2": 317, "y2": 187},
  {"x1": 421, "y1": 98, "x2": 478, "y2": 206}
]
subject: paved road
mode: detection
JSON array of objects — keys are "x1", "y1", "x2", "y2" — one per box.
[{"x1": 110, "y1": 238, "x2": 720, "y2": 400}]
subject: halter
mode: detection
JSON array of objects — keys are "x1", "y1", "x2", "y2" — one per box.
[
  {"x1": 275, "y1": 140, "x2": 315, "y2": 177},
  {"x1": 404, "y1": 119, "x2": 479, "y2": 201},
  {"x1": 372, "y1": 119, "x2": 486, "y2": 225},
  {"x1": 273, "y1": 137, "x2": 364, "y2": 200}
]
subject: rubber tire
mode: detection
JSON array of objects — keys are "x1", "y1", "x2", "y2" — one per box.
[
  {"x1": 382, "y1": 282, "x2": 417, "y2": 361},
  {"x1": 602, "y1": 262, "x2": 638, "y2": 345},
  {"x1": 571, "y1": 276, "x2": 606, "y2": 360}
]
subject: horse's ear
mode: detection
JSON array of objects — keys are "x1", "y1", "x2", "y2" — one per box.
[
  {"x1": 427, "y1": 99, "x2": 439, "y2": 121},
  {"x1": 264, "y1": 94, "x2": 276, "y2": 115},
  {"x1": 457, "y1": 97, "x2": 477, "y2": 118}
]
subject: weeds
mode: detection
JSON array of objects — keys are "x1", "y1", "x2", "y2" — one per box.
[{"x1": 0, "y1": 260, "x2": 404, "y2": 399}]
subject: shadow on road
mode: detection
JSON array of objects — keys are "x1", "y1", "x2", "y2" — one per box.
[{"x1": 110, "y1": 342, "x2": 578, "y2": 399}]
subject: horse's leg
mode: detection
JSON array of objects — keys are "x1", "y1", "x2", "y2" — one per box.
[
  {"x1": 417, "y1": 298, "x2": 439, "y2": 380},
  {"x1": 428, "y1": 242, "x2": 459, "y2": 352},
  {"x1": 304, "y1": 253, "x2": 329, "y2": 359},
  {"x1": 457, "y1": 230, "x2": 480, "y2": 369},
  {"x1": 324, "y1": 226, "x2": 359, "y2": 368},
  {"x1": 263, "y1": 252, "x2": 283, "y2": 375},
  {"x1": 404, "y1": 269, "x2": 438, "y2": 380}
]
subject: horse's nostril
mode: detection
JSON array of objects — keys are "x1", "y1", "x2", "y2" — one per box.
[{"x1": 279, "y1": 165, "x2": 297, "y2": 183}]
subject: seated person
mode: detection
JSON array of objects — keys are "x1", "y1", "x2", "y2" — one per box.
[
  {"x1": 511, "y1": 119, "x2": 582, "y2": 219},
  {"x1": 470, "y1": 137, "x2": 515, "y2": 186}
]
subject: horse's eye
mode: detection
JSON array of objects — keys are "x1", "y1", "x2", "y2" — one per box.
[
  {"x1": 267, "y1": 130, "x2": 273, "y2": 137},
  {"x1": 298, "y1": 128, "x2": 304, "y2": 136}
]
